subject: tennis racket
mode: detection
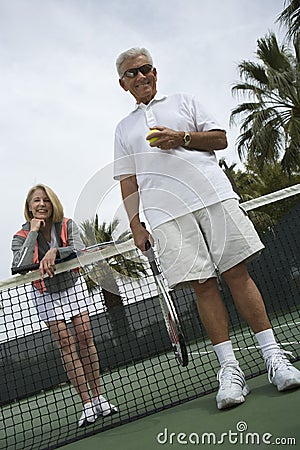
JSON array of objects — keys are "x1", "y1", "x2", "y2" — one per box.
[
  {"x1": 11, "y1": 252, "x2": 78, "y2": 275},
  {"x1": 11, "y1": 240, "x2": 132, "y2": 275},
  {"x1": 142, "y1": 226, "x2": 188, "y2": 367}
]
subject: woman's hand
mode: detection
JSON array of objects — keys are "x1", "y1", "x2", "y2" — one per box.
[
  {"x1": 30, "y1": 218, "x2": 45, "y2": 232},
  {"x1": 39, "y1": 248, "x2": 58, "y2": 278}
]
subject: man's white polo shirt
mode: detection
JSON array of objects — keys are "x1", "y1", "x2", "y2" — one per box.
[{"x1": 114, "y1": 92, "x2": 238, "y2": 229}]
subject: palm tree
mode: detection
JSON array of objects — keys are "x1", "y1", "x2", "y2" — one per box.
[
  {"x1": 80, "y1": 215, "x2": 147, "y2": 309},
  {"x1": 230, "y1": 32, "x2": 300, "y2": 175},
  {"x1": 80, "y1": 216, "x2": 148, "y2": 347},
  {"x1": 220, "y1": 158, "x2": 300, "y2": 235},
  {"x1": 277, "y1": 0, "x2": 300, "y2": 42}
]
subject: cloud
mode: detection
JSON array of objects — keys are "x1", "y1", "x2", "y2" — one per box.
[{"x1": 0, "y1": 0, "x2": 283, "y2": 279}]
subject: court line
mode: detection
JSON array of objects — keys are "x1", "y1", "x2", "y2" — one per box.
[
  {"x1": 189, "y1": 320, "x2": 300, "y2": 356},
  {"x1": 190, "y1": 341, "x2": 300, "y2": 356}
]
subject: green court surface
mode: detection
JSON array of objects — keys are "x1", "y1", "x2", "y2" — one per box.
[
  {"x1": 62, "y1": 361, "x2": 300, "y2": 450},
  {"x1": 1, "y1": 318, "x2": 299, "y2": 449}
]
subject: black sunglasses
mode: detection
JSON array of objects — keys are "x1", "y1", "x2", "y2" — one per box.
[{"x1": 121, "y1": 64, "x2": 153, "y2": 79}]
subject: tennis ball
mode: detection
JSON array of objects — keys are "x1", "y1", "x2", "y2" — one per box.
[{"x1": 147, "y1": 129, "x2": 160, "y2": 144}]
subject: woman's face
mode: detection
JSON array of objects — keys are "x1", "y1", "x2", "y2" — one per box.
[{"x1": 28, "y1": 188, "x2": 53, "y2": 222}]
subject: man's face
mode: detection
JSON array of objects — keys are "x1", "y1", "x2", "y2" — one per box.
[{"x1": 119, "y1": 55, "x2": 157, "y2": 104}]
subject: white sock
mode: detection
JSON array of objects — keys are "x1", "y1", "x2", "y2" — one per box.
[
  {"x1": 93, "y1": 395, "x2": 110, "y2": 408},
  {"x1": 213, "y1": 340, "x2": 238, "y2": 367},
  {"x1": 93, "y1": 394, "x2": 104, "y2": 404},
  {"x1": 255, "y1": 329, "x2": 280, "y2": 360}
]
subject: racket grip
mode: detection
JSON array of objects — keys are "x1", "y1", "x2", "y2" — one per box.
[
  {"x1": 11, "y1": 252, "x2": 77, "y2": 275},
  {"x1": 11, "y1": 262, "x2": 40, "y2": 275},
  {"x1": 141, "y1": 222, "x2": 151, "y2": 250}
]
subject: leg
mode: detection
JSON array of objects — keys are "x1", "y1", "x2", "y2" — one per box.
[
  {"x1": 223, "y1": 262, "x2": 300, "y2": 391},
  {"x1": 72, "y1": 311, "x2": 101, "y2": 398},
  {"x1": 221, "y1": 262, "x2": 271, "y2": 333},
  {"x1": 191, "y1": 278, "x2": 230, "y2": 345},
  {"x1": 72, "y1": 311, "x2": 118, "y2": 416},
  {"x1": 191, "y1": 278, "x2": 249, "y2": 410},
  {"x1": 46, "y1": 319, "x2": 91, "y2": 404}
]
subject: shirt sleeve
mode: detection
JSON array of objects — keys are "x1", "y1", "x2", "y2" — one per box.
[
  {"x1": 113, "y1": 124, "x2": 136, "y2": 180},
  {"x1": 191, "y1": 95, "x2": 226, "y2": 133},
  {"x1": 11, "y1": 230, "x2": 38, "y2": 268},
  {"x1": 57, "y1": 219, "x2": 85, "y2": 259}
]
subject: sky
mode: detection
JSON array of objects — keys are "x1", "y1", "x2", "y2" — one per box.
[{"x1": 0, "y1": 0, "x2": 286, "y2": 281}]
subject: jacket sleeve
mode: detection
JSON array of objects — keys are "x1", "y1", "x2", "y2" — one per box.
[
  {"x1": 11, "y1": 231, "x2": 39, "y2": 268},
  {"x1": 57, "y1": 219, "x2": 85, "y2": 259}
]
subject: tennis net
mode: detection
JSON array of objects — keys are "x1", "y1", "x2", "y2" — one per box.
[{"x1": 0, "y1": 184, "x2": 300, "y2": 449}]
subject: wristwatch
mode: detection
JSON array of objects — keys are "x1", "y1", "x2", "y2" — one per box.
[{"x1": 183, "y1": 132, "x2": 191, "y2": 147}]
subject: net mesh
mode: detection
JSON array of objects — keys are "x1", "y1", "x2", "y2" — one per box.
[{"x1": 1, "y1": 185, "x2": 300, "y2": 449}]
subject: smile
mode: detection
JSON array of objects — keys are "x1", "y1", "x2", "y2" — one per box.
[{"x1": 135, "y1": 80, "x2": 151, "y2": 88}]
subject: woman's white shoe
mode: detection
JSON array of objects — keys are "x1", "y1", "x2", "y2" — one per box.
[{"x1": 78, "y1": 402, "x2": 98, "y2": 427}]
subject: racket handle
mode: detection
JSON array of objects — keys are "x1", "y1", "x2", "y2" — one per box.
[
  {"x1": 11, "y1": 252, "x2": 77, "y2": 275},
  {"x1": 141, "y1": 222, "x2": 152, "y2": 251},
  {"x1": 140, "y1": 222, "x2": 160, "y2": 276},
  {"x1": 11, "y1": 262, "x2": 40, "y2": 275},
  {"x1": 145, "y1": 240, "x2": 151, "y2": 251}
]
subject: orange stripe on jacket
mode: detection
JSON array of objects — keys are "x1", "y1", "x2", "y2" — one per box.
[{"x1": 15, "y1": 218, "x2": 71, "y2": 293}]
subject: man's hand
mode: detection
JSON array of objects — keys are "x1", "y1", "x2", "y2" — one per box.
[
  {"x1": 146, "y1": 127, "x2": 228, "y2": 152},
  {"x1": 146, "y1": 126, "x2": 183, "y2": 151},
  {"x1": 131, "y1": 222, "x2": 154, "y2": 252}
]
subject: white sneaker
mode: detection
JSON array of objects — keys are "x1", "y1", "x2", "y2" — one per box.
[
  {"x1": 78, "y1": 402, "x2": 98, "y2": 427},
  {"x1": 266, "y1": 350, "x2": 300, "y2": 391},
  {"x1": 216, "y1": 362, "x2": 250, "y2": 410},
  {"x1": 93, "y1": 395, "x2": 118, "y2": 417}
]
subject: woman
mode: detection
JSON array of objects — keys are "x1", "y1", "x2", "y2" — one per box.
[{"x1": 11, "y1": 184, "x2": 117, "y2": 427}]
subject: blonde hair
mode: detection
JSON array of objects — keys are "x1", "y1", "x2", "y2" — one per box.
[{"x1": 24, "y1": 184, "x2": 64, "y2": 223}]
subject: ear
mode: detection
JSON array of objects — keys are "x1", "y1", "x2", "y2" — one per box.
[
  {"x1": 153, "y1": 67, "x2": 157, "y2": 80},
  {"x1": 119, "y1": 78, "x2": 128, "y2": 92}
]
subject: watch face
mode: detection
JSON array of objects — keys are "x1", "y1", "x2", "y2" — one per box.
[{"x1": 184, "y1": 133, "x2": 191, "y2": 145}]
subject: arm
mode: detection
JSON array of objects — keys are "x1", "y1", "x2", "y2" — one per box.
[
  {"x1": 11, "y1": 220, "x2": 56, "y2": 278},
  {"x1": 11, "y1": 231, "x2": 39, "y2": 268},
  {"x1": 41, "y1": 219, "x2": 84, "y2": 278},
  {"x1": 120, "y1": 175, "x2": 150, "y2": 252},
  {"x1": 146, "y1": 127, "x2": 227, "y2": 152},
  {"x1": 58, "y1": 219, "x2": 85, "y2": 259}
]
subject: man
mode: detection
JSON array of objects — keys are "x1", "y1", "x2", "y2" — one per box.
[{"x1": 113, "y1": 47, "x2": 300, "y2": 409}]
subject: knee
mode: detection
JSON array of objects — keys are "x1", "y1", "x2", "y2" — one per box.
[
  {"x1": 192, "y1": 278, "x2": 218, "y2": 296},
  {"x1": 56, "y1": 331, "x2": 75, "y2": 353},
  {"x1": 76, "y1": 327, "x2": 94, "y2": 349},
  {"x1": 223, "y1": 262, "x2": 249, "y2": 282}
]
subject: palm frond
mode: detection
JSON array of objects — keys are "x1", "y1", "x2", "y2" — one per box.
[
  {"x1": 277, "y1": 0, "x2": 300, "y2": 41},
  {"x1": 80, "y1": 216, "x2": 148, "y2": 295},
  {"x1": 237, "y1": 61, "x2": 268, "y2": 86},
  {"x1": 257, "y1": 33, "x2": 290, "y2": 71},
  {"x1": 231, "y1": 31, "x2": 300, "y2": 175},
  {"x1": 230, "y1": 102, "x2": 261, "y2": 126}
]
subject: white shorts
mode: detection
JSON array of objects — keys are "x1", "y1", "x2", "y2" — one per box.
[
  {"x1": 31, "y1": 275, "x2": 92, "y2": 323},
  {"x1": 152, "y1": 199, "x2": 264, "y2": 288}
]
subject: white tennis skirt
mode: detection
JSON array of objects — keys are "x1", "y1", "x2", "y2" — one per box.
[{"x1": 31, "y1": 275, "x2": 92, "y2": 323}]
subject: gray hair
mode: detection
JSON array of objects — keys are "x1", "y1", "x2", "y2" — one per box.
[{"x1": 116, "y1": 47, "x2": 153, "y2": 78}]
